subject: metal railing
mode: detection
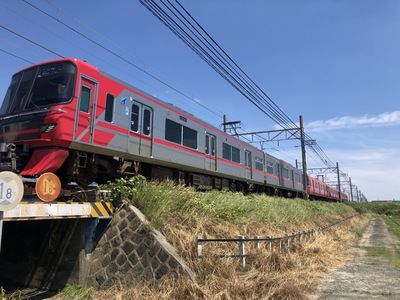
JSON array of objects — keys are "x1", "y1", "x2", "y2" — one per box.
[{"x1": 197, "y1": 214, "x2": 359, "y2": 267}]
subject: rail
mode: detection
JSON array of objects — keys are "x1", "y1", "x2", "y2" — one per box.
[{"x1": 197, "y1": 214, "x2": 359, "y2": 267}]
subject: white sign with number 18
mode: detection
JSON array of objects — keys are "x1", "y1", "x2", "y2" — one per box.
[{"x1": 0, "y1": 171, "x2": 24, "y2": 212}]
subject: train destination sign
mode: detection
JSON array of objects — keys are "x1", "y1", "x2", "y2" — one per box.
[{"x1": 0, "y1": 171, "x2": 24, "y2": 212}]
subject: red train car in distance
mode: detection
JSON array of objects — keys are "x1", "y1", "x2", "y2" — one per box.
[{"x1": 307, "y1": 175, "x2": 347, "y2": 202}]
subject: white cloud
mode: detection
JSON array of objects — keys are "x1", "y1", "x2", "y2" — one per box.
[
  {"x1": 325, "y1": 146, "x2": 400, "y2": 201},
  {"x1": 305, "y1": 111, "x2": 400, "y2": 132},
  {"x1": 253, "y1": 112, "x2": 400, "y2": 201}
]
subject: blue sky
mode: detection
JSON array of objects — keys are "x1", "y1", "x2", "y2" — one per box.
[{"x1": 0, "y1": 1, "x2": 399, "y2": 200}]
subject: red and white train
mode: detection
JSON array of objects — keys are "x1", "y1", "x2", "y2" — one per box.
[{"x1": 0, "y1": 58, "x2": 347, "y2": 201}]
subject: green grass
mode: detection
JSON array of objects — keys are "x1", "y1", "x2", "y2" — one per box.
[
  {"x1": 96, "y1": 176, "x2": 368, "y2": 300},
  {"x1": 103, "y1": 175, "x2": 356, "y2": 230},
  {"x1": 61, "y1": 285, "x2": 94, "y2": 300},
  {"x1": 346, "y1": 201, "x2": 400, "y2": 216},
  {"x1": 365, "y1": 246, "x2": 400, "y2": 269},
  {"x1": 383, "y1": 215, "x2": 400, "y2": 239},
  {"x1": 345, "y1": 203, "x2": 400, "y2": 269}
]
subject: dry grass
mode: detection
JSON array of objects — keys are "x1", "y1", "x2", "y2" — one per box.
[
  {"x1": 94, "y1": 208, "x2": 368, "y2": 300},
  {"x1": 92, "y1": 179, "x2": 368, "y2": 299}
]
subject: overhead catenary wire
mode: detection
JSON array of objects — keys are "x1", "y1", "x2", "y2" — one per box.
[
  {"x1": 0, "y1": 24, "x2": 64, "y2": 59},
  {"x1": 22, "y1": 0, "x2": 222, "y2": 120},
  {"x1": 0, "y1": 2, "x2": 361, "y2": 197},
  {"x1": 140, "y1": 0, "x2": 294, "y2": 130},
  {"x1": 3, "y1": 0, "x2": 335, "y2": 170},
  {"x1": 0, "y1": 48, "x2": 34, "y2": 64},
  {"x1": 173, "y1": 0, "x2": 297, "y2": 129},
  {"x1": 139, "y1": 0, "x2": 336, "y2": 169},
  {"x1": 1, "y1": 2, "x2": 211, "y2": 122}
]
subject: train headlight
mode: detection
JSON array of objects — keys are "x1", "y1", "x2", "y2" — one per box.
[{"x1": 40, "y1": 123, "x2": 57, "y2": 133}]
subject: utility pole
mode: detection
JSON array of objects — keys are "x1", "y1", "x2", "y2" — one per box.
[
  {"x1": 223, "y1": 115, "x2": 227, "y2": 133},
  {"x1": 349, "y1": 177, "x2": 354, "y2": 202},
  {"x1": 336, "y1": 162, "x2": 342, "y2": 202},
  {"x1": 222, "y1": 115, "x2": 241, "y2": 134},
  {"x1": 356, "y1": 186, "x2": 359, "y2": 202},
  {"x1": 299, "y1": 116, "x2": 308, "y2": 199},
  {"x1": 224, "y1": 114, "x2": 311, "y2": 201}
]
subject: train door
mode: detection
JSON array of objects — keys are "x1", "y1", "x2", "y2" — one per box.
[
  {"x1": 74, "y1": 76, "x2": 97, "y2": 143},
  {"x1": 276, "y1": 162, "x2": 283, "y2": 186},
  {"x1": 128, "y1": 100, "x2": 153, "y2": 157},
  {"x1": 244, "y1": 150, "x2": 252, "y2": 180},
  {"x1": 291, "y1": 170, "x2": 295, "y2": 188},
  {"x1": 205, "y1": 132, "x2": 216, "y2": 171}
]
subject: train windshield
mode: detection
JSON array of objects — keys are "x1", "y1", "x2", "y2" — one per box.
[{"x1": 0, "y1": 61, "x2": 76, "y2": 116}]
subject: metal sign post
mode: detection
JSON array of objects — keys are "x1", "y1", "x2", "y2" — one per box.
[
  {"x1": 0, "y1": 210, "x2": 3, "y2": 258},
  {"x1": 0, "y1": 171, "x2": 24, "y2": 258}
]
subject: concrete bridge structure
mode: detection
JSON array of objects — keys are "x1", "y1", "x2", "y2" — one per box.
[{"x1": 0, "y1": 199, "x2": 195, "y2": 291}]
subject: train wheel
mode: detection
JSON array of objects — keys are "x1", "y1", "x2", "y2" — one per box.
[{"x1": 73, "y1": 165, "x2": 98, "y2": 186}]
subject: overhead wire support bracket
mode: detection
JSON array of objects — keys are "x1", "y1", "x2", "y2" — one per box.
[{"x1": 232, "y1": 127, "x2": 300, "y2": 143}]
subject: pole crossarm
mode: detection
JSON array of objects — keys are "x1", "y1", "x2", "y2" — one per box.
[
  {"x1": 232, "y1": 127, "x2": 300, "y2": 142},
  {"x1": 307, "y1": 167, "x2": 337, "y2": 172}
]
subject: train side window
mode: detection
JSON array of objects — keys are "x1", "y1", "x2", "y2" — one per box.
[
  {"x1": 165, "y1": 118, "x2": 197, "y2": 149},
  {"x1": 165, "y1": 119, "x2": 182, "y2": 144},
  {"x1": 205, "y1": 135, "x2": 209, "y2": 154},
  {"x1": 222, "y1": 143, "x2": 231, "y2": 161},
  {"x1": 232, "y1": 147, "x2": 240, "y2": 163},
  {"x1": 183, "y1": 126, "x2": 197, "y2": 149},
  {"x1": 245, "y1": 151, "x2": 252, "y2": 168},
  {"x1": 143, "y1": 108, "x2": 151, "y2": 136},
  {"x1": 80, "y1": 86, "x2": 90, "y2": 113},
  {"x1": 266, "y1": 161, "x2": 274, "y2": 174},
  {"x1": 222, "y1": 143, "x2": 240, "y2": 163},
  {"x1": 255, "y1": 156, "x2": 263, "y2": 171},
  {"x1": 211, "y1": 136, "x2": 215, "y2": 156},
  {"x1": 295, "y1": 173, "x2": 301, "y2": 183},
  {"x1": 105, "y1": 93, "x2": 115, "y2": 122},
  {"x1": 282, "y1": 167, "x2": 289, "y2": 179},
  {"x1": 206, "y1": 134, "x2": 216, "y2": 156},
  {"x1": 131, "y1": 104, "x2": 139, "y2": 132}
]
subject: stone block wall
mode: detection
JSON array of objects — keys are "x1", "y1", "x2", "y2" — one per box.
[{"x1": 86, "y1": 201, "x2": 196, "y2": 289}]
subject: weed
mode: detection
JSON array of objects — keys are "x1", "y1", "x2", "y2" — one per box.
[
  {"x1": 365, "y1": 247, "x2": 400, "y2": 269},
  {"x1": 92, "y1": 176, "x2": 366, "y2": 299},
  {"x1": 379, "y1": 289, "x2": 392, "y2": 296},
  {"x1": 62, "y1": 285, "x2": 94, "y2": 300}
]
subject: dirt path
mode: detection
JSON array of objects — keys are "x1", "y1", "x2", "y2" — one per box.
[{"x1": 310, "y1": 217, "x2": 400, "y2": 299}]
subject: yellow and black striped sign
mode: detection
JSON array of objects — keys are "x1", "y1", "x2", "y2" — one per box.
[
  {"x1": 90, "y1": 202, "x2": 114, "y2": 218},
  {"x1": 3, "y1": 201, "x2": 115, "y2": 221}
]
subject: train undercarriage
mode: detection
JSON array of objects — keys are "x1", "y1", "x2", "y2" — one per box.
[
  {"x1": 64, "y1": 150, "x2": 303, "y2": 198},
  {"x1": 1, "y1": 143, "x2": 303, "y2": 199}
]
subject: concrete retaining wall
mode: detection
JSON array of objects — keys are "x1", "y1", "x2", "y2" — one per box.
[{"x1": 86, "y1": 201, "x2": 196, "y2": 289}]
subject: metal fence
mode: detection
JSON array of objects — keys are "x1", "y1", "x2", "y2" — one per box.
[{"x1": 197, "y1": 214, "x2": 359, "y2": 267}]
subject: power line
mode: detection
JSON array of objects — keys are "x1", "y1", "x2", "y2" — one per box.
[
  {"x1": 23, "y1": 0, "x2": 222, "y2": 120},
  {"x1": 140, "y1": 0, "x2": 294, "y2": 129},
  {"x1": 0, "y1": 38, "x2": 46, "y2": 61},
  {"x1": 0, "y1": 48, "x2": 34, "y2": 64},
  {"x1": 0, "y1": 24, "x2": 64, "y2": 58},
  {"x1": 2, "y1": 1, "x2": 336, "y2": 170},
  {"x1": 139, "y1": 0, "x2": 336, "y2": 169}
]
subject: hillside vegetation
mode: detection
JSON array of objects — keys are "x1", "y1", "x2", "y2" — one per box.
[
  {"x1": 93, "y1": 176, "x2": 368, "y2": 300},
  {"x1": 347, "y1": 201, "x2": 400, "y2": 240},
  {"x1": 346, "y1": 201, "x2": 400, "y2": 216}
]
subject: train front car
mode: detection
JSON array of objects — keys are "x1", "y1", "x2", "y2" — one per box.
[{"x1": 0, "y1": 59, "x2": 76, "y2": 181}]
